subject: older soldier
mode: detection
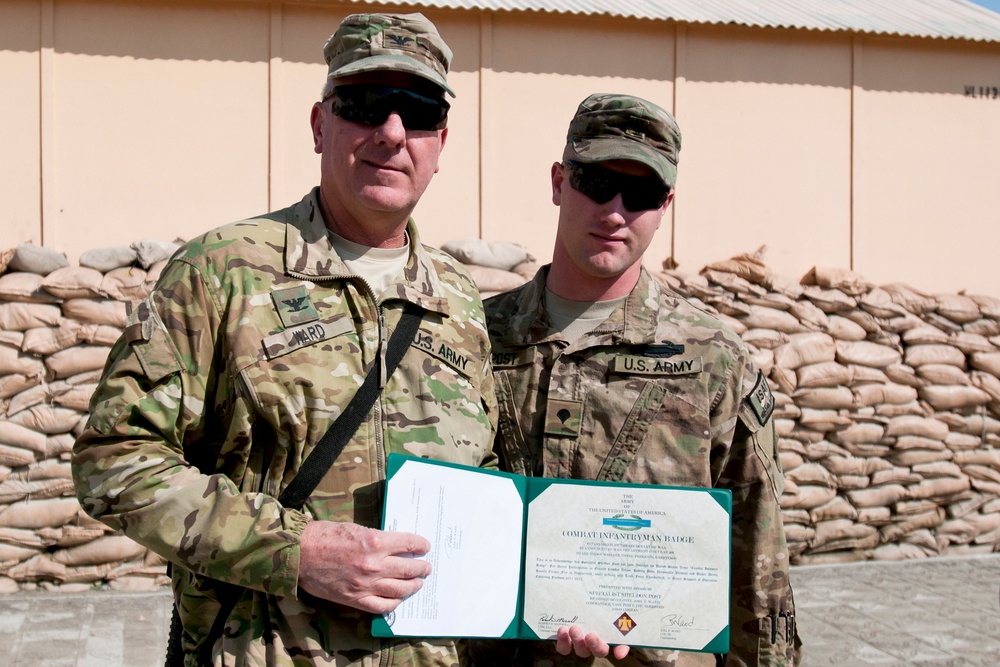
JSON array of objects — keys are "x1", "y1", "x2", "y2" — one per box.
[
  {"x1": 72, "y1": 13, "x2": 497, "y2": 667},
  {"x1": 475, "y1": 94, "x2": 798, "y2": 666}
]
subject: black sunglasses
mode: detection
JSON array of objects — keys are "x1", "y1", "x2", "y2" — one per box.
[
  {"x1": 329, "y1": 84, "x2": 449, "y2": 132},
  {"x1": 564, "y1": 160, "x2": 670, "y2": 212}
]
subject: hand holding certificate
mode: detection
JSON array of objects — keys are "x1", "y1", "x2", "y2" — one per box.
[{"x1": 374, "y1": 454, "x2": 732, "y2": 653}]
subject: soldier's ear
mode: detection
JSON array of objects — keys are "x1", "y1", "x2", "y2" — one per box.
[
  {"x1": 310, "y1": 102, "x2": 325, "y2": 154},
  {"x1": 551, "y1": 162, "x2": 565, "y2": 206}
]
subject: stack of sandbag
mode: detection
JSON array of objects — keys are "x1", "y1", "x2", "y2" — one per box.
[
  {"x1": 441, "y1": 238, "x2": 539, "y2": 297},
  {"x1": 0, "y1": 241, "x2": 177, "y2": 593},
  {"x1": 656, "y1": 247, "x2": 1000, "y2": 565}
]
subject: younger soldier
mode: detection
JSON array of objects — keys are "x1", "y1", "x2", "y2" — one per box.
[{"x1": 477, "y1": 93, "x2": 798, "y2": 666}]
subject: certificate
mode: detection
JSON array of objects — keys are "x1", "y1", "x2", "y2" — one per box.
[{"x1": 373, "y1": 454, "x2": 731, "y2": 653}]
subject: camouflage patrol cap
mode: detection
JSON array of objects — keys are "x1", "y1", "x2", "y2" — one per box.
[
  {"x1": 323, "y1": 13, "x2": 456, "y2": 97},
  {"x1": 566, "y1": 93, "x2": 681, "y2": 187}
]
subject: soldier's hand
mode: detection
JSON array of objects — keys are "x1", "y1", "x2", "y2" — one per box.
[
  {"x1": 297, "y1": 521, "x2": 432, "y2": 614},
  {"x1": 555, "y1": 625, "x2": 630, "y2": 660}
]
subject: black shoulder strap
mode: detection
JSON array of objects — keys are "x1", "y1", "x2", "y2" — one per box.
[
  {"x1": 277, "y1": 304, "x2": 423, "y2": 510},
  {"x1": 166, "y1": 304, "x2": 424, "y2": 667}
]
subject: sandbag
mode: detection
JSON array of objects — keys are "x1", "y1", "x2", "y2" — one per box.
[
  {"x1": 743, "y1": 328, "x2": 789, "y2": 350},
  {"x1": 0, "y1": 421, "x2": 47, "y2": 454},
  {"x1": 52, "y1": 383, "x2": 98, "y2": 412},
  {"x1": 132, "y1": 239, "x2": 181, "y2": 269},
  {"x1": 859, "y1": 288, "x2": 907, "y2": 318},
  {"x1": 464, "y1": 265, "x2": 527, "y2": 293},
  {"x1": 852, "y1": 382, "x2": 918, "y2": 407},
  {"x1": 801, "y1": 285, "x2": 857, "y2": 314},
  {"x1": 773, "y1": 332, "x2": 836, "y2": 370},
  {"x1": 883, "y1": 363, "x2": 925, "y2": 388},
  {"x1": 835, "y1": 340, "x2": 902, "y2": 368},
  {"x1": 702, "y1": 269, "x2": 764, "y2": 296},
  {"x1": 819, "y1": 454, "x2": 892, "y2": 477},
  {"x1": 40, "y1": 266, "x2": 104, "y2": 300},
  {"x1": 779, "y1": 484, "x2": 837, "y2": 510},
  {"x1": 796, "y1": 361, "x2": 852, "y2": 388},
  {"x1": 20, "y1": 321, "x2": 84, "y2": 356},
  {"x1": 7, "y1": 404, "x2": 83, "y2": 435},
  {"x1": 0, "y1": 444, "x2": 36, "y2": 468},
  {"x1": 0, "y1": 374, "x2": 42, "y2": 401},
  {"x1": 7, "y1": 243, "x2": 69, "y2": 276},
  {"x1": 904, "y1": 344, "x2": 967, "y2": 369},
  {"x1": 51, "y1": 534, "x2": 146, "y2": 567},
  {"x1": 792, "y1": 387, "x2": 855, "y2": 410},
  {"x1": 784, "y1": 462, "x2": 835, "y2": 486},
  {"x1": 809, "y1": 496, "x2": 858, "y2": 522},
  {"x1": 824, "y1": 315, "x2": 868, "y2": 342},
  {"x1": 881, "y1": 283, "x2": 937, "y2": 314},
  {"x1": 704, "y1": 248, "x2": 771, "y2": 284},
  {"x1": 0, "y1": 302, "x2": 62, "y2": 331},
  {"x1": 0, "y1": 346, "x2": 45, "y2": 377},
  {"x1": 828, "y1": 423, "x2": 886, "y2": 445},
  {"x1": 902, "y1": 325, "x2": 950, "y2": 346},
  {"x1": 742, "y1": 305, "x2": 808, "y2": 334},
  {"x1": 61, "y1": 298, "x2": 128, "y2": 327},
  {"x1": 441, "y1": 239, "x2": 533, "y2": 271},
  {"x1": 99, "y1": 266, "x2": 148, "y2": 302},
  {"x1": 885, "y1": 415, "x2": 949, "y2": 439},
  {"x1": 0, "y1": 478, "x2": 74, "y2": 504},
  {"x1": 0, "y1": 498, "x2": 80, "y2": 528},
  {"x1": 79, "y1": 245, "x2": 139, "y2": 272},
  {"x1": 918, "y1": 385, "x2": 991, "y2": 411},
  {"x1": 949, "y1": 331, "x2": 995, "y2": 354},
  {"x1": 916, "y1": 364, "x2": 970, "y2": 386},
  {"x1": 0, "y1": 272, "x2": 60, "y2": 304},
  {"x1": 44, "y1": 345, "x2": 114, "y2": 379},
  {"x1": 935, "y1": 294, "x2": 981, "y2": 324},
  {"x1": 848, "y1": 365, "x2": 890, "y2": 385},
  {"x1": 969, "y1": 351, "x2": 1000, "y2": 376},
  {"x1": 846, "y1": 484, "x2": 908, "y2": 508},
  {"x1": 800, "y1": 266, "x2": 874, "y2": 297},
  {"x1": 787, "y1": 299, "x2": 829, "y2": 330}
]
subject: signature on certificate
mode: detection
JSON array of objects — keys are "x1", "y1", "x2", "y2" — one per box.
[
  {"x1": 661, "y1": 614, "x2": 696, "y2": 628},
  {"x1": 540, "y1": 613, "x2": 580, "y2": 624}
]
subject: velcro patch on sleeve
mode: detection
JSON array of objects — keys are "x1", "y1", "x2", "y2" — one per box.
[
  {"x1": 544, "y1": 398, "x2": 583, "y2": 437},
  {"x1": 272, "y1": 284, "x2": 319, "y2": 328},
  {"x1": 746, "y1": 370, "x2": 775, "y2": 426},
  {"x1": 263, "y1": 317, "x2": 353, "y2": 359},
  {"x1": 413, "y1": 329, "x2": 477, "y2": 378},
  {"x1": 490, "y1": 348, "x2": 535, "y2": 368},
  {"x1": 611, "y1": 355, "x2": 703, "y2": 376}
]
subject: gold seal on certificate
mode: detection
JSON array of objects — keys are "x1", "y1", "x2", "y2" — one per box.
[{"x1": 374, "y1": 454, "x2": 731, "y2": 654}]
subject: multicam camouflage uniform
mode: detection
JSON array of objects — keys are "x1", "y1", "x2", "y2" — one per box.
[
  {"x1": 478, "y1": 266, "x2": 797, "y2": 667},
  {"x1": 72, "y1": 188, "x2": 497, "y2": 666}
]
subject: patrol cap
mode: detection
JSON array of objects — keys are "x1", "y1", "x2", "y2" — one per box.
[
  {"x1": 323, "y1": 12, "x2": 456, "y2": 97},
  {"x1": 566, "y1": 93, "x2": 681, "y2": 188}
]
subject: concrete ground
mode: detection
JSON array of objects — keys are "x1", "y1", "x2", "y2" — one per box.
[{"x1": 1, "y1": 554, "x2": 998, "y2": 666}]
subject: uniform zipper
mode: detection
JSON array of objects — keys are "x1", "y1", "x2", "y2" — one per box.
[{"x1": 287, "y1": 270, "x2": 389, "y2": 495}]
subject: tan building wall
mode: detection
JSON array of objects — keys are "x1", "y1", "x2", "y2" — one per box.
[{"x1": 2, "y1": 0, "x2": 1000, "y2": 294}]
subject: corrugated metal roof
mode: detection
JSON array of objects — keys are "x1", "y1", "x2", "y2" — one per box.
[{"x1": 377, "y1": 0, "x2": 1000, "y2": 43}]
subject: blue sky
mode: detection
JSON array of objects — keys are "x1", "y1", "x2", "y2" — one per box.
[{"x1": 969, "y1": 0, "x2": 1000, "y2": 13}]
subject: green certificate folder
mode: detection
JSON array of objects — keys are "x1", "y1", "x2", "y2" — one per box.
[{"x1": 372, "y1": 454, "x2": 731, "y2": 653}]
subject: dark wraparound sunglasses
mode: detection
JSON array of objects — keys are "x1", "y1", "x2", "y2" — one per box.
[
  {"x1": 564, "y1": 160, "x2": 671, "y2": 212},
  {"x1": 329, "y1": 84, "x2": 449, "y2": 132}
]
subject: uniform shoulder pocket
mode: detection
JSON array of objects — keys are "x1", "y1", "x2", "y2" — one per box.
[{"x1": 123, "y1": 298, "x2": 184, "y2": 382}]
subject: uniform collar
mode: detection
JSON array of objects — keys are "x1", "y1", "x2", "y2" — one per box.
[
  {"x1": 284, "y1": 188, "x2": 449, "y2": 315},
  {"x1": 497, "y1": 265, "x2": 679, "y2": 348}
]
